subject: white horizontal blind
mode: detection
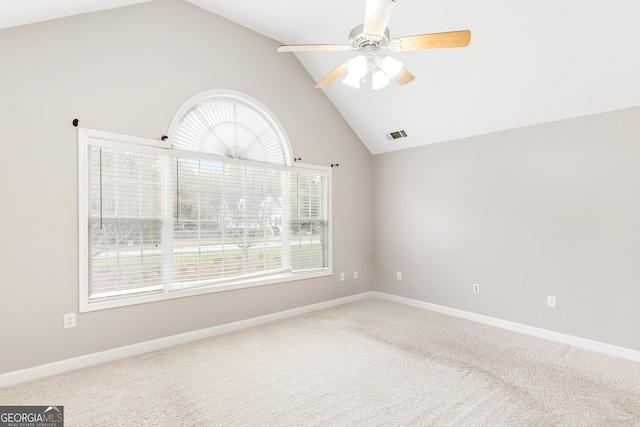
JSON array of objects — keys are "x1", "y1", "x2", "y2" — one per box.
[
  {"x1": 87, "y1": 145, "x2": 166, "y2": 299},
  {"x1": 289, "y1": 171, "x2": 329, "y2": 271},
  {"x1": 84, "y1": 140, "x2": 330, "y2": 303},
  {"x1": 171, "y1": 157, "x2": 286, "y2": 289}
]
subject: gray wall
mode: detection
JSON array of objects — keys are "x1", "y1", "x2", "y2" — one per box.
[
  {"x1": 0, "y1": 0, "x2": 374, "y2": 374},
  {"x1": 374, "y1": 106, "x2": 640, "y2": 351}
]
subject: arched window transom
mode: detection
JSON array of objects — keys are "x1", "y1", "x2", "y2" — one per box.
[{"x1": 168, "y1": 90, "x2": 292, "y2": 166}]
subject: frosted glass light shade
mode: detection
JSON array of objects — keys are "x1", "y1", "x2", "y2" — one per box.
[
  {"x1": 343, "y1": 72, "x2": 361, "y2": 88},
  {"x1": 381, "y1": 55, "x2": 403, "y2": 78},
  {"x1": 372, "y1": 70, "x2": 390, "y2": 89},
  {"x1": 349, "y1": 55, "x2": 368, "y2": 77},
  {"x1": 343, "y1": 55, "x2": 368, "y2": 88}
]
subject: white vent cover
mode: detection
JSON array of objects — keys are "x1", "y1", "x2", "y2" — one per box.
[{"x1": 386, "y1": 130, "x2": 408, "y2": 140}]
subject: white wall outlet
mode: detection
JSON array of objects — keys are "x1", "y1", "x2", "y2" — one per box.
[
  {"x1": 64, "y1": 313, "x2": 76, "y2": 329},
  {"x1": 473, "y1": 283, "x2": 480, "y2": 293},
  {"x1": 340, "y1": 272, "x2": 345, "y2": 281},
  {"x1": 353, "y1": 271, "x2": 358, "y2": 279},
  {"x1": 397, "y1": 272, "x2": 402, "y2": 280},
  {"x1": 547, "y1": 295, "x2": 557, "y2": 308}
]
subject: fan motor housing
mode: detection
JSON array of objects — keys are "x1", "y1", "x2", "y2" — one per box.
[{"x1": 349, "y1": 24, "x2": 391, "y2": 49}]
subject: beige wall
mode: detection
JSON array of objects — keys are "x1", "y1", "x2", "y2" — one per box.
[
  {"x1": 374, "y1": 106, "x2": 640, "y2": 351},
  {"x1": 0, "y1": 0, "x2": 374, "y2": 374}
]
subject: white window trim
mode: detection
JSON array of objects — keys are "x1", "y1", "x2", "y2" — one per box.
[{"x1": 78, "y1": 128, "x2": 332, "y2": 313}]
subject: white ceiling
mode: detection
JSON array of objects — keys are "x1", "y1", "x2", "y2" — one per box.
[{"x1": 3, "y1": 0, "x2": 640, "y2": 154}]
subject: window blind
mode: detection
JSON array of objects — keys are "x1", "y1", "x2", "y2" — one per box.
[
  {"x1": 85, "y1": 142, "x2": 329, "y2": 302},
  {"x1": 289, "y1": 172, "x2": 329, "y2": 271},
  {"x1": 171, "y1": 98, "x2": 287, "y2": 165},
  {"x1": 171, "y1": 158, "x2": 288, "y2": 289},
  {"x1": 87, "y1": 145, "x2": 166, "y2": 299}
]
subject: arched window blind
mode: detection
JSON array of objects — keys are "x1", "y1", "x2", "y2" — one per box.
[{"x1": 169, "y1": 91, "x2": 291, "y2": 166}]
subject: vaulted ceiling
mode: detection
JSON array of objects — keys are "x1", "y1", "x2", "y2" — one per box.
[{"x1": 2, "y1": 0, "x2": 639, "y2": 154}]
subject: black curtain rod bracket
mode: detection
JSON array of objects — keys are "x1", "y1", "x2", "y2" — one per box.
[{"x1": 72, "y1": 118, "x2": 79, "y2": 127}]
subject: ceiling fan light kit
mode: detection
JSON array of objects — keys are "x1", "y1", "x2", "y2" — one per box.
[
  {"x1": 342, "y1": 43, "x2": 406, "y2": 90},
  {"x1": 277, "y1": 0, "x2": 471, "y2": 90}
]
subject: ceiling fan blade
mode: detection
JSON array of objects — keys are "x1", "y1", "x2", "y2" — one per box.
[
  {"x1": 314, "y1": 61, "x2": 350, "y2": 89},
  {"x1": 277, "y1": 44, "x2": 351, "y2": 53},
  {"x1": 392, "y1": 67, "x2": 415, "y2": 86},
  {"x1": 390, "y1": 30, "x2": 471, "y2": 51},
  {"x1": 363, "y1": 0, "x2": 396, "y2": 37}
]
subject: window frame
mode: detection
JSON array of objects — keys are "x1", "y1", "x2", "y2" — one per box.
[{"x1": 78, "y1": 128, "x2": 332, "y2": 313}]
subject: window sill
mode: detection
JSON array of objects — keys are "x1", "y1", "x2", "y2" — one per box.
[{"x1": 80, "y1": 268, "x2": 331, "y2": 312}]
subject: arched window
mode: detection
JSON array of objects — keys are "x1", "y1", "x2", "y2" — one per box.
[
  {"x1": 168, "y1": 90, "x2": 292, "y2": 166},
  {"x1": 78, "y1": 91, "x2": 330, "y2": 312}
]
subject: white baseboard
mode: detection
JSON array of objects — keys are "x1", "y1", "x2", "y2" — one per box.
[
  {"x1": 372, "y1": 291, "x2": 640, "y2": 363},
  {"x1": 0, "y1": 292, "x2": 375, "y2": 388},
  {"x1": 3, "y1": 290, "x2": 637, "y2": 388}
]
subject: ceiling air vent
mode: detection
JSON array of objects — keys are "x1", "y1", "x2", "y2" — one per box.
[{"x1": 386, "y1": 130, "x2": 408, "y2": 141}]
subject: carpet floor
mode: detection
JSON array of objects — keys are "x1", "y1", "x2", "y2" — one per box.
[{"x1": 1, "y1": 298, "x2": 640, "y2": 426}]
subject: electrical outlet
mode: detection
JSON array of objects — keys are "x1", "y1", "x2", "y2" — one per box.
[
  {"x1": 340, "y1": 272, "x2": 345, "y2": 281},
  {"x1": 64, "y1": 313, "x2": 76, "y2": 329},
  {"x1": 397, "y1": 272, "x2": 402, "y2": 280},
  {"x1": 473, "y1": 284, "x2": 480, "y2": 293},
  {"x1": 547, "y1": 295, "x2": 557, "y2": 308},
  {"x1": 353, "y1": 271, "x2": 358, "y2": 279}
]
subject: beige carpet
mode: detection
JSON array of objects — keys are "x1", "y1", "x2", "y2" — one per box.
[{"x1": 2, "y1": 298, "x2": 640, "y2": 426}]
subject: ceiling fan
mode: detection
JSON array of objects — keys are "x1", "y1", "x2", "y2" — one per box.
[{"x1": 277, "y1": 0, "x2": 471, "y2": 90}]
